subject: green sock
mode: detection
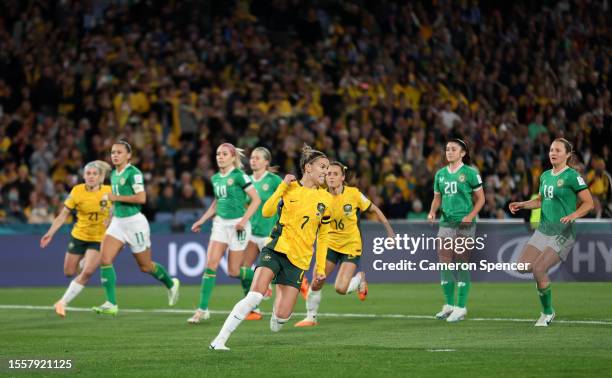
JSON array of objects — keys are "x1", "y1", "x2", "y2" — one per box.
[
  {"x1": 198, "y1": 268, "x2": 216, "y2": 310},
  {"x1": 150, "y1": 262, "x2": 174, "y2": 289},
  {"x1": 100, "y1": 265, "x2": 117, "y2": 305},
  {"x1": 456, "y1": 268, "x2": 471, "y2": 308},
  {"x1": 441, "y1": 269, "x2": 455, "y2": 306},
  {"x1": 239, "y1": 266, "x2": 254, "y2": 296},
  {"x1": 538, "y1": 284, "x2": 554, "y2": 315}
]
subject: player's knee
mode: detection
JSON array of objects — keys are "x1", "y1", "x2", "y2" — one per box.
[
  {"x1": 228, "y1": 267, "x2": 241, "y2": 278},
  {"x1": 531, "y1": 263, "x2": 546, "y2": 277},
  {"x1": 335, "y1": 285, "x2": 348, "y2": 295},
  {"x1": 63, "y1": 266, "x2": 76, "y2": 277},
  {"x1": 517, "y1": 263, "x2": 532, "y2": 274}
]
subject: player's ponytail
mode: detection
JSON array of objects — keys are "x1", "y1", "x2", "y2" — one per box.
[
  {"x1": 219, "y1": 142, "x2": 246, "y2": 170},
  {"x1": 449, "y1": 138, "x2": 471, "y2": 165},
  {"x1": 300, "y1": 144, "x2": 327, "y2": 174},
  {"x1": 253, "y1": 146, "x2": 280, "y2": 173}
]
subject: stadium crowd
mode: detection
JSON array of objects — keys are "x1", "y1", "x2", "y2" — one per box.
[{"x1": 0, "y1": 0, "x2": 610, "y2": 225}]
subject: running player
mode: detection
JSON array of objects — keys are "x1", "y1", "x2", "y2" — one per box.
[
  {"x1": 241, "y1": 147, "x2": 282, "y2": 320},
  {"x1": 428, "y1": 138, "x2": 485, "y2": 322},
  {"x1": 295, "y1": 161, "x2": 395, "y2": 327},
  {"x1": 209, "y1": 145, "x2": 332, "y2": 350},
  {"x1": 92, "y1": 140, "x2": 179, "y2": 315},
  {"x1": 187, "y1": 143, "x2": 261, "y2": 323},
  {"x1": 41, "y1": 160, "x2": 112, "y2": 317},
  {"x1": 509, "y1": 138, "x2": 593, "y2": 326}
]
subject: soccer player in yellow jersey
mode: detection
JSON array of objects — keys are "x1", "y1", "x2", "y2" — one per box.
[
  {"x1": 41, "y1": 160, "x2": 112, "y2": 317},
  {"x1": 295, "y1": 162, "x2": 395, "y2": 327},
  {"x1": 209, "y1": 145, "x2": 332, "y2": 350}
]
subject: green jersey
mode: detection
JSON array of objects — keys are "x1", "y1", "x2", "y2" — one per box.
[
  {"x1": 433, "y1": 164, "x2": 483, "y2": 226},
  {"x1": 249, "y1": 172, "x2": 282, "y2": 237},
  {"x1": 212, "y1": 168, "x2": 252, "y2": 219},
  {"x1": 111, "y1": 164, "x2": 144, "y2": 218},
  {"x1": 538, "y1": 167, "x2": 588, "y2": 237}
]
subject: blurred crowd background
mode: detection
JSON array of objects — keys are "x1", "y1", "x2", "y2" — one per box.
[{"x1": 0, "y1": 0, "x2": 610, "y2": 227}]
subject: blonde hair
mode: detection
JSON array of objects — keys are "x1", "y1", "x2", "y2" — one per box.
[
  {"x1": 218, "y1": 143, "x2": 246, "y2": 170},
  {"x1": 252, "y1": 146, "x2": 280, "y2": 173},
  {"x1": 84, "y1": 160, "x2": 112, "y2": 185}
]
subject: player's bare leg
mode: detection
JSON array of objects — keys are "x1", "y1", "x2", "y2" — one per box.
[
  {"x1": 56, "y1": 249, "x2": 100, "y2": 317},
  {"x1": 295, "y1": 261, "x2": 335, "y2": 327},
  {"x1": 93, "y1": 235, "x2": 124, "y2": 315},
  {"x1": 532, "y1": 248, "x2": 561, "y2": 327},
  {"x1": 210, "y1": 267, "x2": 275, "y2": 350},
  {"x1": 189, "y1": 240, "x2": 228, "y2": 323},
  {"x1": 435, "y1": 247, "x2": 455, "y2": 319}
]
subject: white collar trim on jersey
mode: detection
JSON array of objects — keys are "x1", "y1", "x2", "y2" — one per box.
[
  {"x1": 219, "y1": 167, "x2": 236, "y2": 178},
  {"x1": 116, "y1": 163, "x2": 132, "y2": 175},
  {"x1": 446, "y1": 162, "x2": 464, "y2": 174},
  {"x1": 551, "y1": 165, "x2": 569, "y2": 176},
  {"x1": 251, "y1": 170, "x2": 268, "y2": 183}
]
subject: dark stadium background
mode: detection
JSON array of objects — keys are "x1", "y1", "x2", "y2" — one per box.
[{"x1": 0, "y1": 0, "x2": 609, "y2": 228}]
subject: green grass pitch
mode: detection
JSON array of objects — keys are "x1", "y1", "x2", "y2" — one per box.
[{"x1": 1, "y1": 282, "x2": 611, "y2": 377}]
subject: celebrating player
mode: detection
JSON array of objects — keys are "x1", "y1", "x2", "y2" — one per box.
[
  {"x1": 41, "y1": 160, "x2": 112, "y2": 317},
  {"x1": 187, "y1": 143, "x2": 261, "y2": 323},
  {"x1": 240, "y1": 147, "x2": 282, "y2": 320},
  {"x1": 509, "y1": 138, "x2": 593, "y2": 327},
  {"x1": 295, "y1": 161, "x2": 395, "y2": 327},
  {"x1": 209, "y1": 145, "x2": 332, "y2": 350},
  {"x1": 92, "y1": 140, "x2": 179, "y2": 315},
  {"x1": 428, "y1": 138, "x2": 485, "y2": 322}
]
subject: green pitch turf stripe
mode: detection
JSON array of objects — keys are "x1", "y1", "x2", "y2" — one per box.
[{"x1": 1, "y1": 304, "x2": 611, "y2": 326}]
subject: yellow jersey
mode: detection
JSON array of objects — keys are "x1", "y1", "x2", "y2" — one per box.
[
  {"x1": 328, "y1": 186, "x2": 372, "y2": 256},
  {"x1": 262, "y1": 181, "x2": 333, "y2": 275},
  {"x1": 64, "y1": 184, "x2": 112, "y2": 242}
]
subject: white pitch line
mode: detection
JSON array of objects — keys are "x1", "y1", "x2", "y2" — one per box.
[{"x1": 0, "y1": 305, "x2": 611, "y2": 326}]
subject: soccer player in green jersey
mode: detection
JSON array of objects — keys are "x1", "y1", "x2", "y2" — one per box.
[
  {"x1": 93, "y1": 140, "x2": 180, "y2": 316},
  {"x1": 188, "y1": 143, "x2": 261, "y2": 323},
  {"x1": 428, "y1": 139, "x2": 485, "y2": 322},
  {"x1": 509, "y1": 138, "x2": 593, "y2": 327},
  {"x1": 241, "y1": 147, "x2": 282, "y2": 320}
]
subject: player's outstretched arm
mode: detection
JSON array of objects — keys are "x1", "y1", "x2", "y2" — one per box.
[
  {"x1": 192, "y1": 200, "x2": 217, "y2": 233},
  {"x1": 40, "y1": 207, "x2": 71, "y2": 248},
  {"x1": 368, "y1": 203, "x2": 395, "y2": 238},
  {"x1": 509, "y1": 195, "x2": 541, "y2": 214}
]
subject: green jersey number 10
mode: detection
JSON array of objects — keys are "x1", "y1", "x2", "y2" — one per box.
[{"x1": 214, "y1": 185, "x2": 228, "y2": 198}]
